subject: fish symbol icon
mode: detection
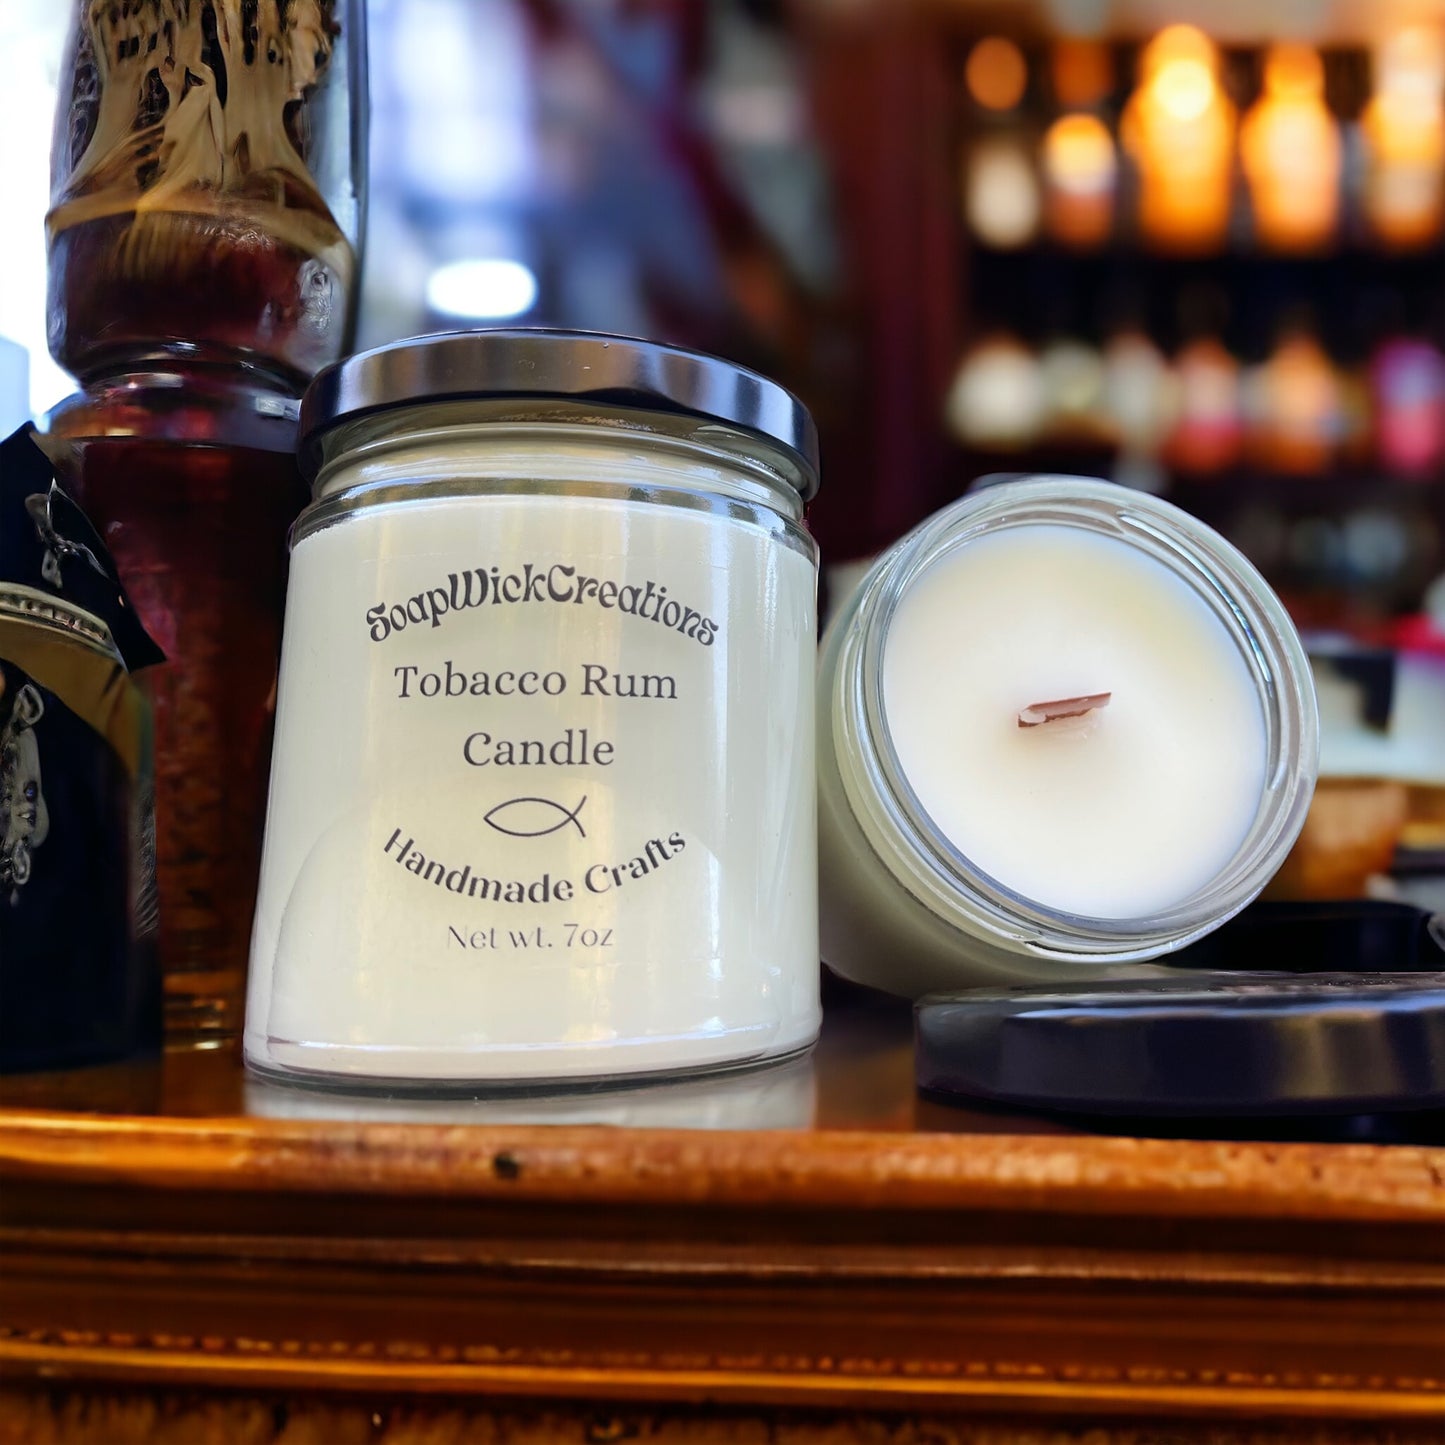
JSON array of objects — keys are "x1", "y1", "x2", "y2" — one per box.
[{"x1": 483, "y1": 795, "x2": 588, "y2": 840}]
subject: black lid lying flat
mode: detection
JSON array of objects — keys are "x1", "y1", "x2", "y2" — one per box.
[
  {"x1": 916, "y1": 903, "x2": 1445, "y2": 1117},
  {"x1": 916, "y1": 973, "x2": 1445, "y2": 1116}
]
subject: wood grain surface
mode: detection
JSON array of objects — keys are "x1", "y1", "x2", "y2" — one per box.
[
  {"x1": 1, "y1": 995, "x2": 1442, "y2": 1430},
  {"x1": 3, "y1": 1387, "x2": 1444, "y2": 1444}
]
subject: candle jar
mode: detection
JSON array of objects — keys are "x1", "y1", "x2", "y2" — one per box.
[
  {"x1": 818, "y1": 477, "x2": 1318, "y2": 998},
  {"x1": 245, "y1": 330, "x2": 821, "y2": 1087}
]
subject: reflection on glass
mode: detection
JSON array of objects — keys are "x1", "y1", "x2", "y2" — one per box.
[{"x1": 245, "y1": 1051, "x2": 817, "y2": 1130}]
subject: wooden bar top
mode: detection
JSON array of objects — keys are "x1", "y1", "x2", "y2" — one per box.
[{"x1": 1, "y1": 986, "x2": 1442, "y2": 1436}]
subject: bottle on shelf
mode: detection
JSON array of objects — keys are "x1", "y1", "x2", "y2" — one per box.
[
  {"x1": 963, "y1": 135, "x2": 1042, "y2": 250},
  {"x1": 41, "y1": 0, "x2": 367, "y2": 1040},
  {"x1": 1039, "y1": 335, "x2": 1107, "y2": 442},
  {"x1": 1245, "y1": 317, "x2": 1343, "y2": 475},
  {"x1": 1372, "y1": 332, "x2": 1445, "y2": 475},
  {"x1": 1041, "y1": 113, "x2": 1117, "y2": 249},
  {"x1": 1240, "y1": 43, "x2": 1343, "y2": 253},
  {"x1": 944, "y1": 333, "x2": 1045, "y2": 450},
  {"x1": 1361, "y1": 27, "x2": 1445, "y2": 250},
  {"x1": 1167, "y1": 312, "x2": 1244, "y2": 476},
  {"x1": 1103, "y1": 328, "x2": 1178, "y2": 492},
  {"x1": 1120, "y1": 25, "x2": 1236, "y2": 254}
]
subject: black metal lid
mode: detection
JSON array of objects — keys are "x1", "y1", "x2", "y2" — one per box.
[
  {"x1": 299, "y1": 329, "x2": 820, "y2": 498},
  {"x1": 916, "y1": 973, "x2": 1445, "y2": 1116},
  {"x1": 916, "y1": 902, "x2": 1445, "y2": 1117}
]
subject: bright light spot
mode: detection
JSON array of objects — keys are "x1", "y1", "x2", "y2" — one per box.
[
  {"x1": 1140, "y1": 24, "x2": 1218, "y2": 80},
  {"x1": 1042, "y1": 113, "x2": 1116, "y2": 191},
  {"x1": 964, "y1": 138, "x2": 1041, "y2": 248},
  {"x1": 1155, "y1": 59, "x2": 1216, "y2": 121},
  {"x1": 425, "y1": 259, "x2": 539, "y2": 320},
  {"x1": 1265, "y1": 43, "x2": 1325, "y2": 100}
]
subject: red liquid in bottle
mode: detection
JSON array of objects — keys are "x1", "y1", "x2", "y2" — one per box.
[
  {"x1": 43, "y1": 0, "x2": 362, "y2": 1038},
  {"x1": 46, "y1": 377, "x2": 306, "y2": 1036}
]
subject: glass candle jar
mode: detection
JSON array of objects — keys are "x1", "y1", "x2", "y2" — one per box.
[
  {"x1": 245, "y1": 331, "x2": 821, "y2": 1087},
  {"x1": 818, "y1": 477, "x2": 1318, "y2": 998}
]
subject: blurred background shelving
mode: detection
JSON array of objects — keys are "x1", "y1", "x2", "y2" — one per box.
[
  {"x1": 1, "y1": 0, "x2": 1441, "y2": 629},
  {"x1": 941, "y1": 13, "x2": 1444, "y2": 628},
  {"x1": 805, "y1": 1, "x2": 1445, "y2": 629}
]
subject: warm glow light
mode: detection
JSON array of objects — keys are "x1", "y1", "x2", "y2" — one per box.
[
  {"x1": 1167, "y1": 338, "x2": 1242, "y2": 473},
  {"x1": 1044, "y1": 114, "x2": 1116, "y2": 184},
  {"x1": 1266, "y1": 42, "x2": 1325, "y2": 100},
  {"x1": 1362, "y1": 27, "x2": 1445, "y2": 248},
  {"x1": 1052, "y1": 39, "x2": 1111, "y2": 109},
  {"x1": 1141, "y1": 25, "x2": 1218, "y2": 76},
  {"x1": 1153, "y1": 59, "x2": 1215, "y2": 122},
  {"x1": 1241, "y1": 43, "x2": 1341, "y2": 252},
  {"x1": 425, "y1": 258, "x2": 539, "y2": 320},
  {"x1": 1104, "y1": 331, "x2": 1178, "y2": 454},
  {"x1": 1042, "y1": 114, "x2": 1117, "y2": 246},
  {"x1": 1247, "y1": 331, "x2": 1341, "y2": 474},
  {"x1": 965, "y1": 36, "x2": 1028, "y2": 112},
  {"x1": 945, "y1": 336, "x2": 1044, "y2": 449},
  {"x1": 1377, "y1": 26, "x2": 1445, "y2": 93},
  {"x1": 1040, "y1": 339, "x2": 1106, "y2": 438},
  {"x1": 1122, "y1": 26, "x2": 1234, "y2": 253},
  {"x1": 963, "y1": 137, "x2": 1041, "y2": 249}
]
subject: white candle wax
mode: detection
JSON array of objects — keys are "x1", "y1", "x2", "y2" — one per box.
[{"x1": 881, "y1": 524, "x2": 1268, "y2": 919}]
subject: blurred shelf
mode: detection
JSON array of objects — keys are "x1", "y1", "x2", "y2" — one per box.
[
  {"x1": 945, "y1": 448, "x2": 1445, "y2": 505},
  {"x1": 964, "y1": 240, "x2": 1445, "y2": 283},
  {"x1": 1171, "y1": 467, "x2": 1445, "y2": 511},
  {"x1": 957, "y1": 244, "x2": 1445, "y2": 350}
]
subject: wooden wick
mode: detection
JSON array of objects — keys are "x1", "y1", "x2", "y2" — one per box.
[{"x1": 1018, "y1": 692, "x2": 1112, "y2": 728}]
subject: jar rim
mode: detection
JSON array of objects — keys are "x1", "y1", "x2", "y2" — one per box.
[
  {"x1": 299, "y1": 329, "x2": 820, "y2": 499},
  {"x1": 836, "y1": 476, "x2": 1320, "y2": 961}
]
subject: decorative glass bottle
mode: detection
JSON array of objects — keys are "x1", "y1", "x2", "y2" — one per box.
[{"x1": 42, "y1": 0, "x2": 367, "y2": 1038}]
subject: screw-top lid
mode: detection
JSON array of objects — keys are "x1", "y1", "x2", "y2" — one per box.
[{"x1": 299, "y1": 329, "x2": 820, "y2": 498}]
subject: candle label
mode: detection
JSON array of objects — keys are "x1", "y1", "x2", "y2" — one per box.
[{"x1": 247, "y1": 493, "x2": 818, "y2": 1072}]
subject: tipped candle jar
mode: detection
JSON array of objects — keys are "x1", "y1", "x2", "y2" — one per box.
[
  {"x1": 818, "y1": 477, "x2": 1319, "y2": 997},
  {"x1": 244, "y1": 331, "x2": 821, "y2": 1086}
]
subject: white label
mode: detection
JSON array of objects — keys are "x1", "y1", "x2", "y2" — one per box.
[{"x1": 245, "y1": 492, "x2": 819, "y2": 1080}]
